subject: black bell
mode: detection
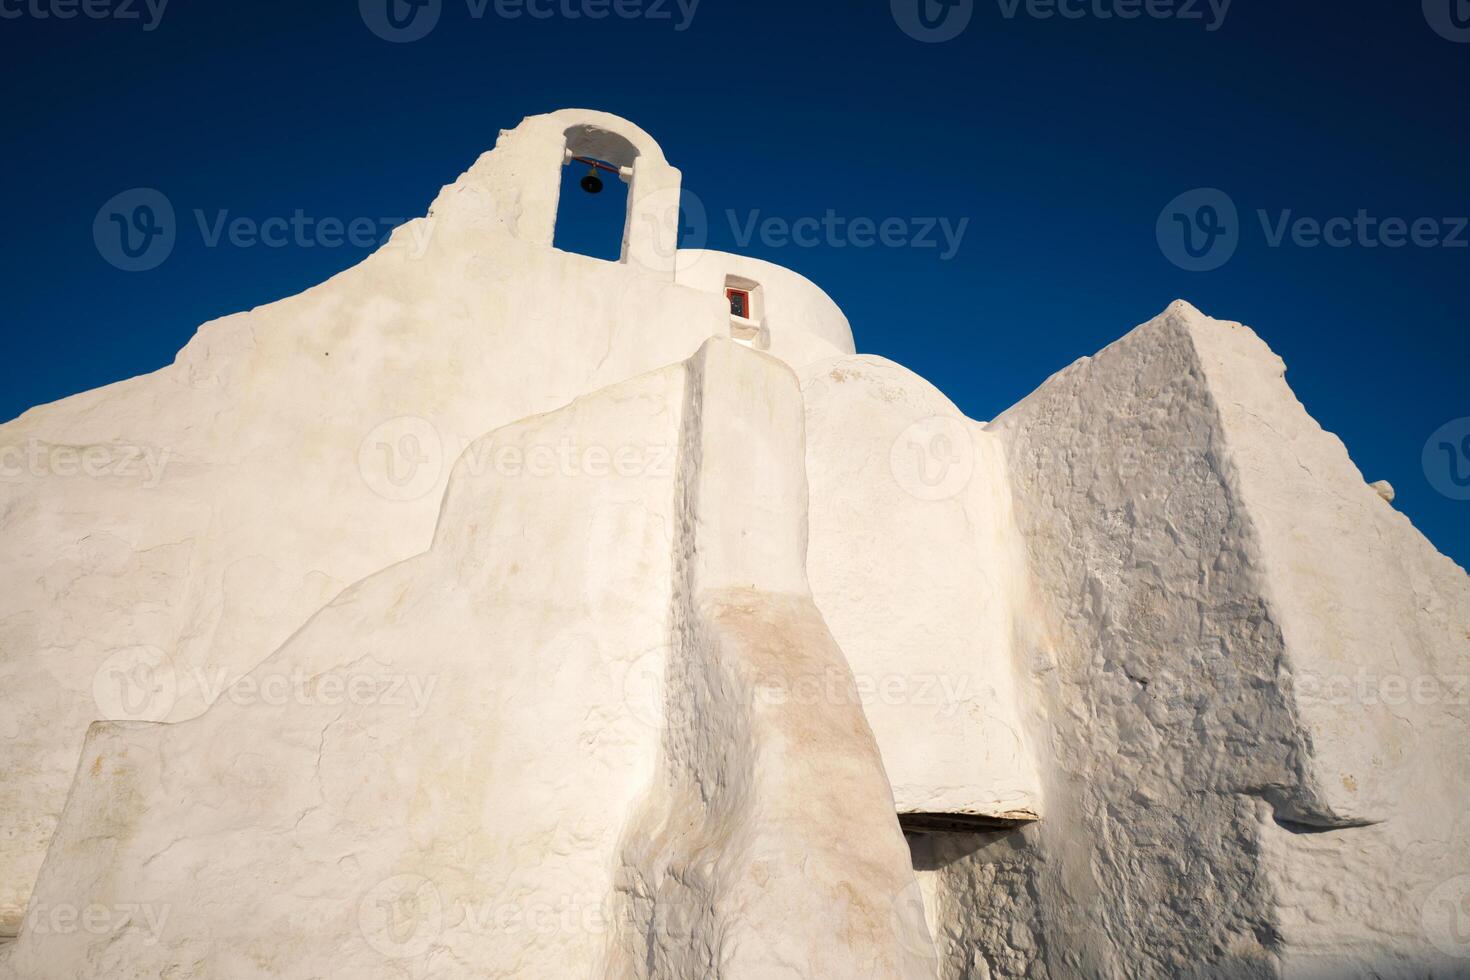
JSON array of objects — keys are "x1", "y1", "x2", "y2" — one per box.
[{"x1": 580, "y1": 166, "x2": 604, "y2": 195}]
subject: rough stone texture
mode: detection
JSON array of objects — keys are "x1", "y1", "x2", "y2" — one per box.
[
  {"x1": 1192, "y1": 313, "x2": 1470, "y2": 978},
  {"x1": 0, "y1": 339, "x2": 933, "y2": 979},
  {"x1": 913, "y1": 301, "x2": 1470, "y2": 979}
]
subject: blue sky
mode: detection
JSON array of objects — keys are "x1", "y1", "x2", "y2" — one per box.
[{"x1": 2, "y1": 0, "x2": 1467, "y2": 567}]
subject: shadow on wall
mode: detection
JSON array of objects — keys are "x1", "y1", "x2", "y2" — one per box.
[
  {"x1": 1183, "y1": 959, "x2": 1470, "y2": 980},
  {"x1": 905, "y1": 829, "x2": 1018, "y2": 873},
  {"x1": 906, "y1": 830, "x2": 1470, "y2": 980}
]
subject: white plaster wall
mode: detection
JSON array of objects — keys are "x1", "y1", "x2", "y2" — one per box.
[
  {"x1": 4, "y1": 106, "x2": 1467, "y2": 980},
  {"x1": 674, "y1": 249, "x2": 856, "y2": 364},
  {"x1": 801, "y1": 354, "x2": 1041, "y2": 822},
  {"x1": 4, "y1": 357, "x2": 690, "y2": 979},
  {"x1": 0, "y1": 109, "x2": 853, "y2": 933},
  {"x1": 610, "y1": 339, "x2": 935, "y2": 979},
  {"x1": 1191, "y1": 315, "x2": 1470, "y2": 977},
  {"x1": 0, "y1": 340, "x2": 933, "y2": 979}
]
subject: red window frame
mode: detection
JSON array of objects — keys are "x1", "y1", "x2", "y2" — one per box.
[{"x1": 727, "y1": 288, "x2": 752, "y2": 319}]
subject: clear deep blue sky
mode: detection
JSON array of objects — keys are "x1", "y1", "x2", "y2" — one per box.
[{"x1": 2, "y1": 0, "x2": 1467, "y2": 567}]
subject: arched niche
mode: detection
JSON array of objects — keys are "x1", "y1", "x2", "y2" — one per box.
[
  {"x1": 468, "y1": 110, "x2": 685, "y2": 280},
  {"x1": 554, "y1": 116, "x2": 682, "y2": 278},
  {"x1": 556, "y1": 125, "x2": 640, "y2": 263}
]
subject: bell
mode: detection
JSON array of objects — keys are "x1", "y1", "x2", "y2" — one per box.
[{"x1": 580, "y1": 166, "x2": 604, "y2": 195}]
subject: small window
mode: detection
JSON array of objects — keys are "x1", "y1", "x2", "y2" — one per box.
[
  {"x1": 727, "y1": 288, "x2": 752, "y2": 319},
  {"x1": 724, "y1": 278, "x2": 767, "y2": 349}
]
